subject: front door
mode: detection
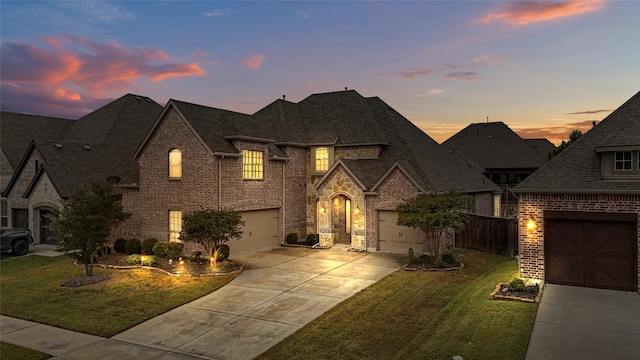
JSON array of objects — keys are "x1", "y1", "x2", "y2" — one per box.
[
  {"x1": 332, "y1": 195, "x2": 351, "y2": 244},
  {"x1": 40, "y1": 210, "x2": 53, "y2": 244}
]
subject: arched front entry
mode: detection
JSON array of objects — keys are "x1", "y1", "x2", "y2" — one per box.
[{"x1": 331, "y1": 194, "x2": 351, "y2": 244}]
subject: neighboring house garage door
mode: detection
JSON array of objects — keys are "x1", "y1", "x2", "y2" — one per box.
[
  {"x1": 229, "y1": 209, "x2": 279, "y2": 256},
  {"x1": 544, "y1": 211, "x2": 638, "y2": 292},
  {"x1": 377, "y1": 210, "x2": 424, "y2": 253}
]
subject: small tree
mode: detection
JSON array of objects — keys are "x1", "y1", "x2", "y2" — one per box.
[
  {"x1": 48, "y1": 182, "x2": 131, "y2": 276},
  {"x1": 180, "y1": 209, "x2": 244, "y2": 268},
  {"x1": 396, "y1": 190, "x2": 473, "y2": 259},
  {"x1": 548, "y1": 128, "x2": 582, "y2": 159}
]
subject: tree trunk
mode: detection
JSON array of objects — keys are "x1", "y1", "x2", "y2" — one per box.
[{"x1": 86, "y1": 252, "x2": 94, "y2": 276}]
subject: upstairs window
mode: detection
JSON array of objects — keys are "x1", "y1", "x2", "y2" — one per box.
[
  {"x1": 242, "y1": 150, "x2": 263, "y2": 179},
  {"x1": 169, "y1": 210, "x2": 182, "y2": 242},
  {"x1": 615, "y1": 151, "x2": 632, "y2": 171},
  {"x1": 169, "y1": 149, "x2": 182, "y2": 178},
  {"x1": 315, "y1": 147, "x2": 329, "y2": 172}
]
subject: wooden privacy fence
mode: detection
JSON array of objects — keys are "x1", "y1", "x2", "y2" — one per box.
[{"x1": 455, "y1": 215, "x2": 518, "y2": 257}]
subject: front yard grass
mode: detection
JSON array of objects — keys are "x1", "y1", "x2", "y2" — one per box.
[
  {"x1": 0, "y1": 342, "x2": 51, "y2": 360},
  {"x1": 258, "y1": 250, "x2": 537, "y2": 360},
  {"x1": 0, "y1": 255, "x2": 237, "y2": 337}
]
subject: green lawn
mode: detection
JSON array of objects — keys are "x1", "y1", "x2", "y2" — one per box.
[
  {"x1": 257, "y1": 250, "x2": 538, "y2": 360},
  {"x1": 0, "y1": 255, "x2": 237, "y2": 337},
  {"x1": 0, "y1": 342, "x2": 51, "y2": 360}
]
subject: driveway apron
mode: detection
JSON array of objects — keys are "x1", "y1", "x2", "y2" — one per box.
[
  {"x1": 525, "y1": 284, "x2": 640, "y2": 360},
  {"x1": 113, "y1": 247, "x2": 406, "y2": 360}
]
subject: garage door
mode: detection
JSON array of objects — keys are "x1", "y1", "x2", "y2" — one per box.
[
  {"x1": 377, "y1": 210, "x2": 424, "y2": 253},
  {"x1": 545, "y1": 211, "x2": 637, "y2": 292},
  {"x1": 229, "y1": 209, "x2": 279, "y2": 256}
]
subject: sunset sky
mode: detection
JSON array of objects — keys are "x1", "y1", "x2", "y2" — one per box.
[{"x1": 1, "y1": 0, "x2": 638, "y2": 144}]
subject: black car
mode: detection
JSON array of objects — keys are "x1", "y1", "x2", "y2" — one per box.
[{"x1": 0, "y1": 228, "x2": 34, "y2": 256}]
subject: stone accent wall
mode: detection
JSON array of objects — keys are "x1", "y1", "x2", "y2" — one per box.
[
  {"x1": 518, "y1": 193, "x2": 640, "y2": 293},
  {"x1": 315, "y1": 166, "x2": 365, "y2": 248},
  {"x1": 5, "y1": 150, "x2": 46, "y2": 230},
  {"x1": 26, "y1": 173, "x2": 64, "y2": 244},
  {"x1": 365, "y1": 167, "x2": 422, "y2": 250},
  {"x1": 334, "y1": 145, "x2": 380, "y2": 159},
  {"x1": 1, "y1": 149, "x2": 14, "y2": 196}
]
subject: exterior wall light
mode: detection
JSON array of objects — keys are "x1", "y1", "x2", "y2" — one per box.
[{"x1": 526, "y1": 219, "x2": 536, "y2": 232}]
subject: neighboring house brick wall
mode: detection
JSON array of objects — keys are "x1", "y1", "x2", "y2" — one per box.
[
  {"x1": 474, "y1": 192, "x2": 493, "y2": 217},
  {"x1": 282, "y1": 146, "x2": 307, "y2": 238},
  {"x1": 1, "y1": 150, "x2": 13, "y2": 194},
  {"x1": 366, "y1": 168, "x2": 421, "y2": 250},
  {"x1": 518, "y1": 193, "x2": 640, "y2": 292}
]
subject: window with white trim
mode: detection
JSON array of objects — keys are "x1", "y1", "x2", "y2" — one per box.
[
  {"x1": 315, "y1": 147, "x2": 329, "y2": 172},
  {"x1": 169, "y1": 149, "x2": 182, "y2": 178},
  {"x1": 242, "y1": 150, "x2": 263, "y2": 179},
  {"x1": 615, "y1": 151, "x2": 632, "y2": 171},
  {"x1": 169, "y1": 210, "x2": 182, "y2": 242}
]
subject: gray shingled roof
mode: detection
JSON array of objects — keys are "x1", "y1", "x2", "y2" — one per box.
[
  {"x1": 0, "y1": 112, "x2": 75, "y2": 170},
  {"x1": 523, "y1": 138, "x2": 555, "y2": 160},
  {"x1": 2, "y1": 94, "x2": 162, "y2": 197},
  {"x1": 514, "y1": 91, "x2": 640, "y2": 194},
  {"x1": 169, "y1": 90, "x2": 500, "y2": 194},
  {"x1": 442, "y1": 122, "x2": 545, "y2": 170}
]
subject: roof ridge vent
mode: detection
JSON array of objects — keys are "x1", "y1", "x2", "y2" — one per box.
[
  {"x1": 54, "y1": 143, "x2": 62, "y2": 149},
  {"x1": 83, "y1": 145, "x2": 91, "y2": 150}
]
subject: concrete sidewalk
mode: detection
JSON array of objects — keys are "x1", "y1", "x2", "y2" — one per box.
[
  {"x1": 1, "y1": 247, "x2": 406, "y2": 360},
  {"x1": 525, "y1": 284, "x2": 640, "y2": 360}
]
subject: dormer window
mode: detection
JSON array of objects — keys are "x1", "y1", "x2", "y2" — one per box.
[
  {"x1": 615, "y1": 151, "x2": 631, "y2": 171},
  {"x1": 169, "y1": 149, "x2": 182, "y2": 178},
  {"x1": 315, "y1": 147, "x2": 329, "y2": 172}
]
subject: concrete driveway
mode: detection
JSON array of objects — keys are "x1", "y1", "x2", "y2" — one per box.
[
  {"x1": 111, "y1": 247, "x2": 406, "y2": 360},
  {"x1": 526, "y1": 284, "x2": 640, "y2": 360}
]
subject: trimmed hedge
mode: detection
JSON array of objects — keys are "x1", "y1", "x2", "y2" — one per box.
[
  {"x1": 142, "y1": 237, "x2": 158, "y2": 255},
  {"x1": 285, "y1": 233, "x2": 299, "y2": 244},
  {"x1": 125, "y1": 238, "x2": 142, "y2": 255},
  {"x1": 114, "y1": 238, "x2": 127, "y2": 254}
]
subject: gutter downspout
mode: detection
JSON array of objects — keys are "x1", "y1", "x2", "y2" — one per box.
[
  {"x1": 218, "y1": 156, "x2": 222, "y2": 210},
  {"x1": 281, "y1": 160, "x2": 286, "y2": 244}
]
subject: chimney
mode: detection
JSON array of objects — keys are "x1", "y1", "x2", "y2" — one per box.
[
  {"x1": 592, "y1": 121, "x2": 596, "y2": 127},
  {"x1": 282, "y1": 95, "x2": 285, "y2": 101}
]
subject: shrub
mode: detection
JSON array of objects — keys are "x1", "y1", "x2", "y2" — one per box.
[
  {"x1": 166, "y1": 242, "x2": 184, "y2": 259},
  {"x1": 407, "y1": 248, "x2": 417, "y2": 264},
  {"x1": 152, "y1": 242, "x2": 168, "y2": 258},
  {"x1": 217, "y1": 244, "x2": 230, "y2": 260},
  {"x1": 441, "y1": 252, "x2": 456, "y2": 264},
  {"x1": 125, "y1": 238, "x2": 141, "y2": 255},
  {"x1": 189, "y1": 251, "x2": 203, "y2": 263},
  {"x1": 114, "y1": 238, "x2": 127, "y2": 253},
  {"x1": 285, "y1": 233, "x2": 299, "y2": 244},
  {"x1": 433, "y1": 257, "x2": 447, "y2": 268},
  {"x1": 142, "y1": 237, "x2": 158, "y2": 255},
  {"x1": 305, "y1": 233, "x2": 320, "y2": 246},
  {"x1": 127, "y1": 254, "x2": 158, "y2": 267},
  {"x1": 509, "y1": 277, "x2": 526, "y2": 291}
]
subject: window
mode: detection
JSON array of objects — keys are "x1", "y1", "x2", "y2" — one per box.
[
  {"x1": 315, "y1": 147, "x2": 329, "y2": 172},
  {"x1": 12, "y1": 209, "x2": 28, "y2": 228},
  {"x1": 242, "y1": 150, "x2": 263, "y2": 179},
  {"x1": 169, "y1": 210, "x2": 182, "y2": 242},
  {"x1": 169, "y1": 149, "x2": 182, "y2": 178},
  {"x1": 615, "y1": 151, "x2": 632, "y2": 171},
  {"x1": 638, "y1": 151, "x2": 640, "y2": 171},
  {"x1": 1, "y1": 201, "x2": 7, "y2": 227}
]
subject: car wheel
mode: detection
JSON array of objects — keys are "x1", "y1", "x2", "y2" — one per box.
[{"x1": 12, "y1": 240, "x2": 29, "y2": 256}]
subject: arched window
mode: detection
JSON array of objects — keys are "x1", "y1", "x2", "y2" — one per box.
[
  {"x1": 169, "y1": 149, "x2": 182, "y2": 178},
  {"x1": 315, "y1": 147, "x2": 329, "y2": 172}
]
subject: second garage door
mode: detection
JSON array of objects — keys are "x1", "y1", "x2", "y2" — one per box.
[
  {"x1": 377, "y1": 210, "x2": 424, "y2": 253},
  {"x1": 545, "y1": 211, "x2": 637, "y2": 292},
  {"x1": 228, "y1": 209, "x2": 279, "y2": 256}
]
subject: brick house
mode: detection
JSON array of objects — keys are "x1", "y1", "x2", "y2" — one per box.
[
  {"x1": 128, "y1": 90, "x2": 502, "y2": 255},
  {"x1": 1, "y1": 94, "x2": 162, "y2": 244},
  {"x1": 442, "y1": 122, "x2": 550, "y2": 217},
  {"x1": 514, "y1": 91, "x2": 640, "y2": 293}
]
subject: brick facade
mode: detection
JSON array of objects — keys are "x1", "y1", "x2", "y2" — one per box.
[{"x1": 518, "y1": 193, "x2": 640, "y2": 293}]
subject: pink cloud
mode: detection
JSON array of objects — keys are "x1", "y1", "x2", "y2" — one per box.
[
  {"x1": 0, "y1": 36, "x2": 206, "y2": 117},
  {"x1": 242, "y1": 54, "x2": 264, "y2": 70},
  {"x1": 396, "y1": 69, "x2": 434, "y2": 79},
  {"x1": 480, "y1": 0, "x2": 605, "y2": 25},
  {"x1": 445, "y1": 71, "x2": 479, "y2": 80}
]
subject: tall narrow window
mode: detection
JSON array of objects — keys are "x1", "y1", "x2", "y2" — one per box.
[
  {"x1": 615, "y1": 151, "x2": 632, "y2": 171},
  {"x1": 242, "y1": 150, "x2": 263, "y2": 179},
  {"x1": 315, "y1": 147, "x2": 329, "y2": 172},
  {"x1": 169, "y1": 149, "x2": 182, "y2": 178},
  {"x1": 0, "y1": 201, "x2": 7, "y2": 227},
  {"x1": 169, "y1": 210, "x2": 182, "y2": 242}
]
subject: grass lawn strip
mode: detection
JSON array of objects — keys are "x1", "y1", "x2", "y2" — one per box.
[
  {"x1": 256, "y1": 250, "x2": 537, "y2": 360},
  {"x1": 0, "y1": 341, "x2": 51, "y2": 360},
  {"x1": 0, "y1": 255, "x2": 237, "y2": 337}
]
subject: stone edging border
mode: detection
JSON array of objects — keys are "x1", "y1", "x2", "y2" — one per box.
[
  {"x1": 401, "y1": 262, "x2": 465, "y2": 272},
  {"x1": 74, "y1": 261, "x2": 245, "y2": 277},
  {"x1": 489, "y1": 283, "x2": 543, "y2": 303}
]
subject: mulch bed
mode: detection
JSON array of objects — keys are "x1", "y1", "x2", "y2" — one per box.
[
  {"x1": 402, "y1": 254, "x2": 464, "y2": 271},
  {"x1": 490, "y1": 283, "x2": 542, "y2": 303},
  {"x1": 93, "y1": 253, "x2": 243, "y2": 276}
]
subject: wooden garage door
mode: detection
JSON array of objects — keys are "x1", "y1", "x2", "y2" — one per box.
[
  {"x1": 229, "y1": 209, "x2": 279, "y2": 256},
  {"x1": 377, "y1": 210, "x2": 424, "y2": 253},
  {"x1": 545, "y1": 211, "x2": 637, "y2": 292}
]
